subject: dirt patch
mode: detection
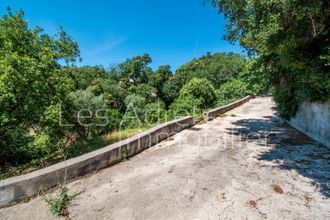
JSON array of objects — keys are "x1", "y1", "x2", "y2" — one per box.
[
  {"x1": 248, "y1": 200, "x2": 257, "y2": 208},
  {"x1": 272, "y1": 184, "x2": 284, "y2": 194},
  {"x1": 280, "y1": 129, "x2": 314, "y2": 146},
  {"x1": 304, "y1": 195, "x2": 312, "y2": 206},
  {"x1": 62, "y1": 207, "x2": 71, "y2": 219}
]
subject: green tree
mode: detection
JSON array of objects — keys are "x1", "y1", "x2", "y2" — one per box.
[
  {"x1": 149, "y1": 65, "x2": 172, "y2": 99},
  {"x1": 169, "y1": 95, "x2": 202, "y2": 118},
  {"x1": 144, "y1": 101, "x2": 166, "y2": 124},
  {"x1": 175, "y1": 52, "x2": 247, "y2": 88},
  {"x1": 216, "y1": 79, "x2": 249, "y2": 105},
  {"x1": 118, "y1": 54, "x2": 153, "y2": 87},
  {"x1": 162, "y1": 77, "x2": 181, "y2": 107},
  {"x1": 71, "y1": 66, "x2": 107, "y2": 90},
  {"x1": 122, "y1": 94, "x2": 147, "y2": 128},
  {"x1": 68, "y1": 88, "x2": 109, "y2": 139},
  {"x1": 130, "y1": 83, "x2": 158, "y2": 102},
  {"x1": 209, "y1": 0, "x2": 330, "y2": 117},
  {"x1": 89, "y1": 78, "x2": 128, "y2": 112},
  {"x1": 0, "y1": 9, "x2": 80, "y2": 163},
  {"x1": 179, "y1": 78, "x2": 217, "y2": 108}
]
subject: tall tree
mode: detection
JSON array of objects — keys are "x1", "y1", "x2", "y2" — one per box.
[
  {"x1": 209, "y1": 0, "x2": 330, "y2": 117},
  {"x1": 118, "y1": 53, "x2": 153, "y2": 87},
  {"x1": 175, "y1": 52, "x2": 247, "y2": 88},
  {"x1": 149, "y1": 65, "x2": 172, "y2": 99},
  {"x1": 0, "y1": 9, "x2": 80, "y2": 162}
]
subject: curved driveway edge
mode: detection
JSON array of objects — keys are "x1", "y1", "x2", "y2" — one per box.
[
  {"x1": 204, "y1": 96, "x2": 253, "y2": 121},
  {"x1": 1, "y1": 97, "x2": 329, "y2": 219},
  {"x1": 0, "y1": 116, "x2": 194, "y2": 207}
]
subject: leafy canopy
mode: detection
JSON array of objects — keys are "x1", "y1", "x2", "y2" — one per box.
[
  {"x1": 209, "y1": 0, "x2": 330, "y2": 117},
  {"x1": 0, "y1": 9, "x2": 80, "y2": 162},
  {"x1": 179, "y1": 78, "x2": 217, "y2": 108}
]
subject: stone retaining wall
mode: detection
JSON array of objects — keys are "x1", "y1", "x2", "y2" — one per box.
[
  {"x1": 0, "y1": 116, "x2": 194, "y2": 207},
  {"x1": 204, "y1": 96, "x2": 253, "y2": 121}
]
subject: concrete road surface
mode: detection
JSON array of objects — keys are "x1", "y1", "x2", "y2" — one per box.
[{"x1": 1, "y1": 97, "x2": 329, "y2": 219}]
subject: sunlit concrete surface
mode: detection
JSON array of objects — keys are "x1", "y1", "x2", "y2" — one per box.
[{"x1": 1, "y1": 97, "x2": 329, "y2": 219}]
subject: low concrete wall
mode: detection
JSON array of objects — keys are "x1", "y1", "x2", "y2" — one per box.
[
  {"x1": 0, "y1": 116, "x2": 194, "y2": 207},
  {"x1": 204, "y1": 96, "x2": 253, "y2": 121},
  {"x1": 289, "y1": 101, "x2": 330, "y2": 148}
]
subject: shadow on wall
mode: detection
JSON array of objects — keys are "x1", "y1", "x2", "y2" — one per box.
[{"x1": 226, "y1": 116, "x2": 330, "y2": 198}]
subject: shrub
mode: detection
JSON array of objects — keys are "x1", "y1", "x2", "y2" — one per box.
[
  {"x1": 273, "y1": 85, "x2": 298, "y2": 119},
  {"x1": 131, "y1": 84, "x2": 158, "y2": 102},
  {"x1": 179, "y1": 78, "x2": 217, "y2": 108},
  {"x1": 169, "y1": 95, "x2": 202, "y2": 119},
  {"x1": 216, "y1": 79, "x2": 250, "y2": 105},
  {"x1": 105, "y1": 109, "x2": 122, "y2": 132},
  {"x1": 68, "y1": 88, "x2": 108, "y2": 138},
  {"x1": 28, "y1": 134, "x2": 53, "y2": 158},
  {"x1": 0, "y1": 129, "x2": 31, "y2": 164},
  {"x1": 162, "y1": 79, "x2": 181, "y2": 107},
  {"x1": 144, "y1": 101, "x2": 166, "y2": 124},
  {"x1": 122, "y1": 94, "x2": 147, "y2": 128}
]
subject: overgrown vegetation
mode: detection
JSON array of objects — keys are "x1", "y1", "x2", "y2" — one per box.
[
  {"x1": 209, "y1": 0, "x2": 330, "y2": 118},
  {"x1": 0, "y1": 8, "x2": 266, "y2": 180}
]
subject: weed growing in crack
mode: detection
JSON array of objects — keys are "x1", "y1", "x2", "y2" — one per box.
[
  {"x1": 38, "y1": 145, "x2": 76, "y2": 217},
  {"x1": 121, "y1": 150, "x2": 129, "y2": 161},
  {"x1": 39, "y1": 185, "x2": 75, "y2": 216}
]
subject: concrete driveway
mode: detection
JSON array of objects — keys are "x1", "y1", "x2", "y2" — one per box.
[{"x1": 1, "y1": 97, "x2": 329, "y2": 219}]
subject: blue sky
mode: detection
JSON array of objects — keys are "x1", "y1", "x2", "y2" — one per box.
[{"x1": 0, "y1": 0, "x2": 244, "y2": 70}]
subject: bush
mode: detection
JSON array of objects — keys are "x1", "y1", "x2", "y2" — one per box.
[
  {"x1": 28, "y1": 134, "x2": 53, "y2": 158},
  {"x1": 273, "y1": 84, "x2": 298, "y2": 119},
  {"x1": 239, "y1": 58, "x2": 270, "y2": 95},
  {"x1": 169, "y1": 95, "x2": 202, "y2": 119},
  {"x1": 122, "y1": 94, "x2": 147, "y2": 128},
  {"x1": 131, "y1": 84, "x2": 157, "y2": 102},
  {"x1": 0, "y1": 129, "x2": 31, "y2": 164},
  {"x1": 68, "y1": 88, "x2": 109, "y2": 138},
  {"x1": 216, "y1": 79, "x2": 250, "y2": 105},
  {"x1": 105, "y1": 109, "x2": 122, "y2": 132},
  {"x1": 144, "y1": 101, "x2": 166, "y2": 124},
  {"x1": 179, "y1": 78, "x2": 217, "y2": 108},
  {"x1": 162, "y1": 79, "x2": 181, "y2": 107}
]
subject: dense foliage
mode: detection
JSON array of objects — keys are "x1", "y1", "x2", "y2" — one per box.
[
  {"x1": 179, "y1": 78, "x2": 217, "y2": 108},
  {"x1": 0, "y1": 9, "x2": 263, "y2": 177},
  {"x1": 0, "y1": 10, "x2": 79, "y2": 164},
  {"x1": 175, "y1": 52, "x2": 247, "y2": 88},
  {"x1": 210, "y1": 0, "x2": 330, "y2": 117}
]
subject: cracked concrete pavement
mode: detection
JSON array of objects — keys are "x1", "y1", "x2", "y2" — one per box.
[{"x1": 0, "y1": 97, "x2": 329, "y2": 219}]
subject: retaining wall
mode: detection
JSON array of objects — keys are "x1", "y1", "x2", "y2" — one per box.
[
  {"x1": 289, "y1": 101, "x2": 330, "y2": 148},
  {"x1": 204, "y1": 96, "x2": 253, "y2": 121},
  {"x1": 0, "y1": 96, "x2": 256, "y2": 207},
  {"x1": 0, "y1": 116, "x2": 194, "y2": 207}
]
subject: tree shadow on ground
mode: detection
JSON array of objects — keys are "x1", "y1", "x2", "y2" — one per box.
[{"x1": 225, "y1": 116, "x2": 330, "y2": 198}]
